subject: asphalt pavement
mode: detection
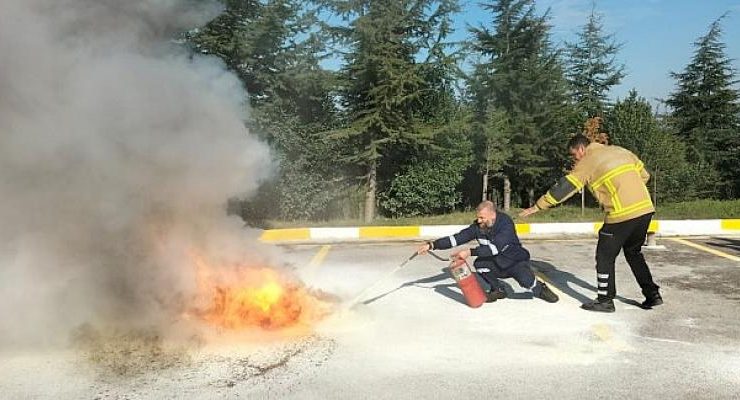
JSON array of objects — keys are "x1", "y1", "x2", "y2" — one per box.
[{"x1": 2, "y1": 236, "x2": 739, "y2": 399}]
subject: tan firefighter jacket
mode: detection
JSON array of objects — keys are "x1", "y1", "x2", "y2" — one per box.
[{"x1": 535, "y1": 142, "x2": 654, "y2": 224}]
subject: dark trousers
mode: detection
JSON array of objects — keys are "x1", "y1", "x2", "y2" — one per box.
[
  {"x1": 473, "y1": 258, "x2": 537, "y2": 292},
  {"x1": 596, "y1": 213, "x2": 660, "y2": 300}
]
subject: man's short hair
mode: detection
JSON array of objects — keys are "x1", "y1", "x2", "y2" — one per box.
[
  {"x1": 567, "y1": 134, "x2": 591, "y2": 150},
  {"x1": 476, "y1": 201, "x2": 495, "y2": 212}
]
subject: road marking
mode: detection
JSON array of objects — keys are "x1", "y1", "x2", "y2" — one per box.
[
  {"x1": 668, "y1": 238, "x2": 740, "y2": 262},
  {"x1": 308, "y1": 245, "x2": 331, "y2": 268},
  {"x1": 303, "y1": 245, "x2": 332, "y2": 281},
  {"x1": 592, "y1": 323, "x2": 632, "y2": 352},
  {"x1": 627, "y1": 334, "x2": 694, "y2": 346},
  {"x1": 525, "y1": 238, "x2": 597, "y2": 242}
]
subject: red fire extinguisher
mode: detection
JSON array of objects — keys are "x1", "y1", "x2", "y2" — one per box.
[{"x1": 448, "y1": 257, "x2": 486, "y2": 308}]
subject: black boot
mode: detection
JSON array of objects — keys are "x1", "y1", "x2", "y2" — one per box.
[
  {"x1": 485, "y1": 288, "x2": 507, "y2": 303},
  {"x1": 534, "y1": 281, "x2": 559, "y2": 303},
  {"x1": 581, "y1": 298, "x2": 615, "y2": 313},
  {"x1": 642, "y1": 292, "x2": 663, "y2": 309}
]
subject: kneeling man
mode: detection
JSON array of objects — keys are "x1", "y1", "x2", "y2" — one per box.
[{"x1": 418, "y1": 201, "x2": 558, "y2": 303}]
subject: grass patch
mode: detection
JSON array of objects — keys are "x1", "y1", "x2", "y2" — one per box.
[
  {"x1": 653, "y1": 199, "x2": 740, "y2": 219},
  {"x1": 264, "y1": 199, "x2": 740, "y2": 228}
]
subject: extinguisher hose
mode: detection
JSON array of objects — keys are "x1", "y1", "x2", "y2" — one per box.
[
  {"x1": 346, "y1": 251, "x2": 419, "y2": 309},
  {"x1": 347, "y1": 249, "x2": 469, "y2": 309},
  {"x1": 429, "y1": 250, "x2": 474, "y2": 272},
  {"x1": 427, "y1": 250, "x2": 449, "y2": 262},
  {"x1": 428, "y1": 250, "x2": 472, "y2": 270}
]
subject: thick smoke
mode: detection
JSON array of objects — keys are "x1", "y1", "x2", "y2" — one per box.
[{"x1": 0, "y1": 0, "x2": 272, "y2": 347}]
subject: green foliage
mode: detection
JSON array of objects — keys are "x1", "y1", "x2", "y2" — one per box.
[
  {"x1": 654, "y1": 199, "x2": 740, "y2": 219},
  {"x1": 189, "y1": 0, "x2": 350, "y2": 220},
  {"x1": 469, "y1": 0, "x2": 576, "y2": 205},
  {"x1": 320, "y1": 0, "x2": 462, "y2": 220},
  {"x1": 273, "y1": 122, "x2": 349, "y2": 220},
  {"x1": 190, "y1": 1, "x2": 286, "y2": 101},
  {"x1": 474, "y1": 108, "x2": 511, "y2": 176},
  {"x1": 604, "y1": 90, "x2": 718, "y2": 202},
  {"x1": 277, "y1": 162, "x2": 338, "y2": 220},
  {"x1": 329, "y1": 1, "x2": 442, "y2": 158},
  {"x1": 380, "y1": 157, "x2": 470, "y2": 217},
  {"x1": 666, "y1": 16, "x2": 740, "y2": 198},
  {"x1": 565, "y1": 7, "x2": 625, "y2": 119},
  {"x1": 193, "y1": 1, "x2": 739, "y2": 225},
  {"x1": 380, "y1": 114, "x2": 472, "y2": 217}
]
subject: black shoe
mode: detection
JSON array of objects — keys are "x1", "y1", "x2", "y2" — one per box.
[
  {"x1": 485, "y1": 288, "x2": 507, "y2": 303},
  {"x1": 536, "y1": 282, "x2": 559, "y2": 303},
  {"x1": 642, "y1": 292, "x2": 663, "y2": 309},
  {"x1": 581, "y1": 298, "x2": 615, "y2": 313}
]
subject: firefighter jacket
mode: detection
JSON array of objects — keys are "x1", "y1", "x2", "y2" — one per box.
[
  {"x1": 430, "y1": 212, "x2": 529, "y2": 269},
  {"x1": 535, "y1": 142, "x2": 654, "y2": 224}
]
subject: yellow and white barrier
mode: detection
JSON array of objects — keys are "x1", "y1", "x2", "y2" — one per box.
[{"x1": 259, "y1": 219, "x2": 740, "y2": 243}]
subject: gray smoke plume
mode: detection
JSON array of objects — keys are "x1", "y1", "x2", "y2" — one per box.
[{"x1": 0, "y1": 0, "x2": 272, "y2": 347}]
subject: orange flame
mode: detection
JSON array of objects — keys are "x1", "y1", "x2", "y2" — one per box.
[{"x1": 188, "y1": 250, "x2": 333, "y2": 330}]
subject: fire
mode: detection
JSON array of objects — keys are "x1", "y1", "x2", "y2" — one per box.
[{"x1": 188, "y1": 251, "x2": 334, "y2": 331}]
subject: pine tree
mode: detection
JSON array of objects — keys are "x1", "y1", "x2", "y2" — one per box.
[
  {"x1": 666, "y1": 16, "x2": 740, "y2": 198},
  {"x1": 322, "y1": 0, "x2": 461, "y2": 221},
  {"x1": 189, "y1": 0, "x2": 336, "y2": 131},
  {"x1": 605, "y1": 90, "x2": 718, "y2": 202},
  {"x1": 190, "y1": 0, "x2": 292, "y2": 106},
  {"x1": 470, "y1": 0, "x2": 574, "y2": 207},
  {"x1": 565, "y1": 5, "x2": 625, "y2": 119},
  {"x1": 189, "y1": 1, "x2": 343, "y2": 220}
]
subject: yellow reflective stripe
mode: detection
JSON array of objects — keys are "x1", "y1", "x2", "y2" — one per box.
[
  {"x1": 608, "y1": 199, "x2": 653, "y2": 218},
  {"x1": 565, "y1": 174, "x2": 584, "y2": 190},
  {"x1": 544, "y1": 192, "x2": 558, "y2": 205},
  {"x1": 591, "y1": 164, "x2": 638, "y2": 189},
  {"x1": 604, "y1": 180, "x2": 622, "y2": 211}
]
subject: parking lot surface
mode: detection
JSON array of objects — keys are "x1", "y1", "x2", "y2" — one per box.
[{"x1": 2, "y1": 237, "x2": 739, "y2": 399}]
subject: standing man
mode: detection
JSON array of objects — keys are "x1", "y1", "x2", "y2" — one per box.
[
  {"x1": 418, "y1": 201, "x2": 559, "y2": 304},
  {"x1": 520, "y1": 134, "x2": 662, "y2": 312}
]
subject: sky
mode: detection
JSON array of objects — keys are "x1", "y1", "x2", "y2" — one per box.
[{"x1": 453, "y1": 0, "x2": 740, "y2": 108}]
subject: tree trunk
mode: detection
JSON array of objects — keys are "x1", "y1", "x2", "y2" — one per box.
[
  {"x1": 481, "y1": 171, "x2": 489, "y2": 202},
  {"x1": 503, "y1": 175, "x2": 511, "y2": 211},
  {"x1": 653, "y1": 167, "x2": 658, "y2": 208},
  {"x1": 482, "y1": 143, "x2": 490, "y2": 202},
  {"x1": 528, "y1": 187, "x2": 535, "y2": 207},
  {"x1": 364, "y1": 160, "x2": 377, "y2": 222}
]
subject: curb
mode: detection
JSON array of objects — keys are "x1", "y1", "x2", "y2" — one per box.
[{"x1": 259, "y1": 219, "x2": 740, "y2": 244}]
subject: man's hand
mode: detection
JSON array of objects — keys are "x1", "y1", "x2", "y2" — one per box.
[
  {"x1": 452, "y1": 248, "x2": 471, "y2": 260},
  {"x1": 417, "y1": 242, "x2": 432, "y2": 255},
  {"x1": 519, "y1": 206, "x2": 539, "y2": 218}
]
